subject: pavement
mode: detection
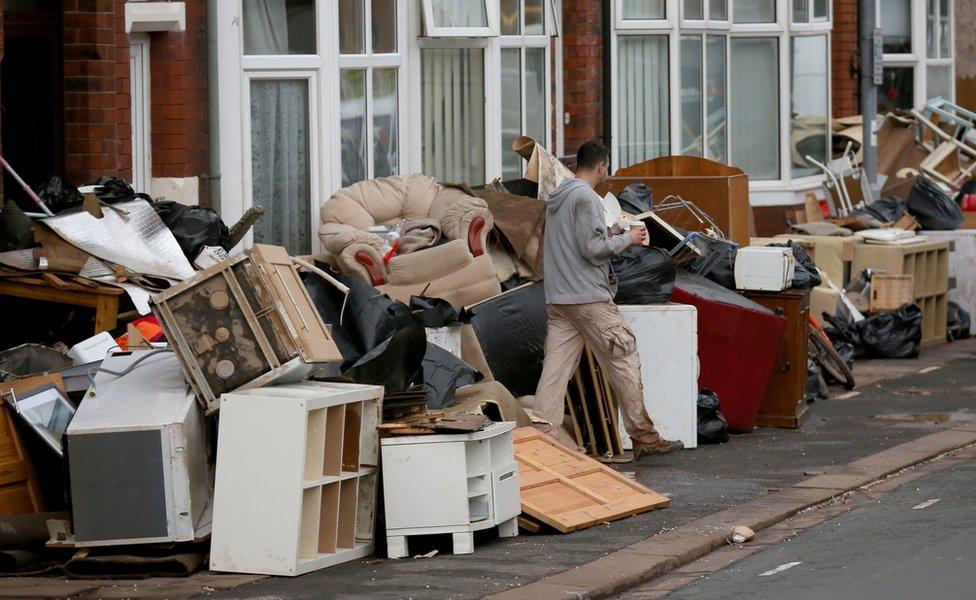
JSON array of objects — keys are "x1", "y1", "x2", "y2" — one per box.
[
  {"x1": 2, "y1": 339, "x2": 976, "y2": 600},
  {"x1": 623, "y1": 452, "x2": 976, "y2": 600}
]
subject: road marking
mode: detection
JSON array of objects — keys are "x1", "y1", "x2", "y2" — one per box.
[
  {"x1": 759, "y1": 562, "x2": 802, "y2": 577},
  {"x1": 912, "y1": 498, "x2": 941, "y2": 510},
  {"x1": 919, "y1": 366, "x2": 941, "y2": 374}
]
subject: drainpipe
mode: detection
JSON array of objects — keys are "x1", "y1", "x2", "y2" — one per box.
[
  {"x1": 859, "y1": 0, "x2": 879, "y2": 186},
  {"x1": 207, "y1": 0, "x2": 221, "y2": 212},
  {"x1": 602, "y1": 0, "x2": 612, "y2": 152}
]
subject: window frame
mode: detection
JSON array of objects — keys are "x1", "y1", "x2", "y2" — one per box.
[
  {"x1": 880, "y1": 0, "x2": 955, "y2": 108},
  {"x1": 420, "y1": 0, "x2": 500, "y2": 38}
]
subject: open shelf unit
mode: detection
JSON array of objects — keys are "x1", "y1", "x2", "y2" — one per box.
[
  {"x1": 210, "y1": 382, "x2": 383, "y2": 576},
  {"x1": 381, "y1": 422, "x2": 520, "y2": 558},
  {"x1": 852, "y1": 240, "x2": 950, "y2": 345}
]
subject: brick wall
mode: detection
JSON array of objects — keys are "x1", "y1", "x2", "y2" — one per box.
[
  {"x1": 561, "y1": 0, "x2": 604, "y2": 155},
  {"x1": 832, "y1": 0, "x2": 859, "y2": 117},
  {"x1": 58, "y1": 0, "x2": 208, "y2": 203}
]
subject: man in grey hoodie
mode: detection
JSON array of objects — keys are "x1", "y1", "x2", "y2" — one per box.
[{"x1": 534, "y1": 141, "x2": 683, "y2": 459}]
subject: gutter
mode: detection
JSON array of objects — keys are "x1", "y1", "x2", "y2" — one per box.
[{"x1": 602, "y1": 0, "x2": 612, "y2": 151}]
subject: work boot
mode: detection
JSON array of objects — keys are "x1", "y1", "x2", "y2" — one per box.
[{"x1": 633, "y1": 439, "x2": 684, "y2": 459}]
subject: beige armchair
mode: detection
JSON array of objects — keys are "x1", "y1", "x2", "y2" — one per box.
[{"x1": 319, "y1": 174, "x2": 501, "y2": 306}]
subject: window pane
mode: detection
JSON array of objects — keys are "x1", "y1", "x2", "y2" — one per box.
[
  {"x1": 525, "y1": 47, "x2": 547, "y2": 144},
  {"x1": 618, "y1": 36, "x2": 670, "y2": 168},
  {"x1": 882, "y1": 0, "x2": 912, "y2": 54},
  {"x1": 373, "y1": 68, "x2": 399, "y2": 178},
  {"x1": 250, "y1": 79, "x2": 311, "y2": 254},
  {"x1": 371, "y1": 0, "x2": 397, "y2": 53},
  {"x1": 500, "y1": 0, "x2": 519, "y2": 34},
  {"x1": 792, "y1": 0, "x2": 808, "y2": 23},
  {"x1": 680, "y1": 36, "x2": 703, "y2": 156},
  {"x1": 730, "y1": 37, "x2": 779, "y2": 180},
  {"x1": 734, "y1": 0, "x2": 775, "y2": 23},
  {"x1": 927, "y1": 65, "x2": 951, "y2": 100},
  {"x1": 428, "y1": 0, "x2": 488, "y2": 28},
  {"x1": 685, "y1": 0, "x2": 704, "y2": 20},
  {"x1": 622, "y1": 0, "x2": 665, "y2": 19},
  {"x1": 927, "y1": 0, "x2": 936, "y2": 58},
  {"x1": 525, "y1": 0, "x2": 545, "y2": 34},
  {"x1": 939, "y1": 0, "x2": 950, "y2": 57},
  {"x1": 710, "y1": 0, "x2": 728, "y2": 20},
  {"x1": 340, "y1": 70, "x2": 367, "y2": 187},
  {"x1": 706, "y1": 35, "x2": 728, "y2": 163},
  {"x1": 791, "y1": 36, "x2": 829, "y2": 178},
  {"x1": 501, "y1": 49, "x2": 522, "y2": 180},
  {"x1": 813, "y1": 0, "x2": 827, "y2": 19},
  {"x1": 879, "y1": 67, "x2": 914, "y2": 111},
  {"x1": 421, "y1": 48, "x2": 486, "y2": 183},
  {"x1": 339, "y1": 0, "x2": 365, "y2": 54},
  {"x1": 243, "y1": 0, "x2": 315, "y2": 55}
]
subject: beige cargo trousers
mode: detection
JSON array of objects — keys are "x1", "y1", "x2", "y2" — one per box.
[{"x1": 533, "y1": 299, "x2": 661, "y2": 448}]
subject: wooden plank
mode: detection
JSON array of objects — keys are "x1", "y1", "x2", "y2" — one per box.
[
  {"x1": 517, "y1": 515, "x2": 542, "y2": 534},
  {"x1": 512, "y1": 428, "x2": 669, "y2": 533}
]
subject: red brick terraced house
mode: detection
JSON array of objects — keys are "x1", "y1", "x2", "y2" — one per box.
[{"x1": 0, "y1": 0, "x2": 967, "y2": 251}]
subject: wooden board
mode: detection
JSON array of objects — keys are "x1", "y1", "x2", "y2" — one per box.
[
  {"x1": 512, "y1": 427, "x2": 669, "y2": 533},
  {"x1": 0, "y1": 403, "x2": 43, "y2": 514}
]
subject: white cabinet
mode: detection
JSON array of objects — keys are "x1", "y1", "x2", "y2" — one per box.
[
  {"x1": 617, "y1": 304, "x2": 698, "y2": 449},
  {"x1": 210, "y1": 381, "x2": 383, "y2": 576},
  {"x1": 380, "y1": 422, "x2": 519, "y2": 558}
]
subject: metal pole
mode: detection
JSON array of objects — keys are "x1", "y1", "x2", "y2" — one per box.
[{"x1": 860, "y1": 0, "x2": 879, "y2": 185}]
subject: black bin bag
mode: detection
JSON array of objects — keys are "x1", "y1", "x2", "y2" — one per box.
[
  {"x1": 612, "y1": 246, "x2": 675, "y2": 305},
  {"x1": 155, "y1": 201, "x2": 230, "y2": 261},
  {"x1": 860, "y1": 303, "x2": 923, "y2": 359},
  {"x1": 697, "y1": 389, "x2": 729, "y2": 444},
  {"x1": 907, "y1": 175, "x2": 964, "y2": 230},
  {"x1": 617, "y1": 183, "x2": 653, "y2": 215},
  {"x1": 947, "y1": 301, "x2": 972, "y2": 341}
]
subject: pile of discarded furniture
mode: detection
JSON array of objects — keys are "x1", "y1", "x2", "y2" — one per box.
[{"x1": 0, "y1": 106, "x2": 973, "y2": 580}]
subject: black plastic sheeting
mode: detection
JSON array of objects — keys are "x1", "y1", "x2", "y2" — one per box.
[
  {"x1": 617, "y1": 182, "x2": 653, "y2": 215},
  {"x1": 824, "y1": 303, "x2": 923, "y2": 359},
  {"x1": 612, "y1": 246, "x2": 675, "y2": 305},
  {"x1": 907, "y1": 175, "x2": 964, "y2": 230},
  {"x1": 409, "y1": 296, "x2": 471, "y2": 328},
  {"x1": 304, "y1": 272, "x2": 480, "y2": 408},
  {"x1": 768, "y1": 242, "x2": 822, "y2": 290},
  {"x1": 36, "y1": 176, "x2": 84, "y2": 214},
  {"x1": 947, "y1": 301, "x2": 972, "y2": 341},
  {"x1": 92, "y1": 177, "x2": 151, "y2": 204},
  {"x1": 697, "y1": 389, "x2": 729, "y2": 444},
  {"x1": 862, "y1": 196, "x2": 908, "y2": 223},
  {"x1": 154, "y1": 202, "x2": 230, "y2": 261},
  {"x1": 469, "y1": 282, "x2": 547, "y2": 398}
]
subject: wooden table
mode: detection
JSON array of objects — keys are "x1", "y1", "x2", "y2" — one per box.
[{"x1": 0, "y1": 276, "x2": 124, "y2": 333}]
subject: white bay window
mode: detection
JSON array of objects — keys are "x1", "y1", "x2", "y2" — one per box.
[
  {"x1": 216, "y1": 0, "x2": 560, "y2": 254},
  {"x1": 612, "y1": 0, "x2": 831, "y2": 202},
  {"x1": 881, "y1": 0, "x2": 954, "y2": 111}
]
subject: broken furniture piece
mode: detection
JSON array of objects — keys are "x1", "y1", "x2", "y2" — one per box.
[
  {"x1": 210, "y1": 382, "x2": 383, "y2": 576},
  {"x1": 512, "y1": 427, "x2": 669, "y2": 533},
  {"x1": 380, "y1": 421, "x2": 520, "y2": 558},
  {"x1": 152, "y1": 244, "x2": 343, "y2": 413},
  {"x1": 0, "y1": 383, "x2": 46, "y2": 513},
  {"x1": 564, "y1": 347, "x2": 623, "y2": 459},
  {"x1": 0, "y1": 275, "x2": 125, "y2": 334},
  {"x1": 318, "y1": 174, "x2": 501, "y2": 306},
  {"x1": 617, "y1": 304, "x2": 698, "y2": 449},
  {"x1": 66, "y1": 351, "x2": 212, "y2": 546}
]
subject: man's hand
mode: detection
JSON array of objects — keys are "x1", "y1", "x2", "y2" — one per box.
[{"x1": 628, "y1": 224, "x2": 648, "y2": 246}]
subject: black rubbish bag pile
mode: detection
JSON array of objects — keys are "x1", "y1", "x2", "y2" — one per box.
[
  {"x1": 154, "y1": 201, "x2": 231, "y2": 262},
  {"x1": 304, "y1": 271, "x2": 481, "y2": 409},
  {"x1": 907, "y1": 175, "x2": 964, "y2": 230},
  {"x1": 862, "y1": 196, "x2": 908, "y2": 224},
  {"x1": 36, "y1": 176, "x2": 84, "y2": 214},
  {"x1": 612, "y1": 246, "x2": 675, "y2": 305},
  {"x1": 947, "y1": 301, "x2": 972, "y2": 341},
  {"x1": 697, "y1": 389, "x2": 729, "y2": 444},
  {"x1": 92, "y1": 176, "x2": 152, "y2": 204},
  {"x1": 823, "y1": 303, "x2": 923, "y2": 359}
]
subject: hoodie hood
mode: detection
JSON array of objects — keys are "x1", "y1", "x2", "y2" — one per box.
[{"x1": 546, "y1": 178, "x2": 590, "y2": 214}]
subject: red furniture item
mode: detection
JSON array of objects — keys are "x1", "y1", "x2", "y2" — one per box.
[{"x1": 672, "y1": 273, "x2": 786, "y2": 433}]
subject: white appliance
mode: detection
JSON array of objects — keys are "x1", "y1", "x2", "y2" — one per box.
[
  {"x1": 380, "y1": 421, "x2": 520, "y2": 558},
  {"x1": 67, "y1": 331, "x2": 118, "y2": 364},
  {"x1": 66, "y1": 350, "x2": 212, "y2": 546},
  {"x1": 921, "y1": 229, "x2": 976, "y2": 335},
  {"x1": 734, "y1": 246, "x2": 796, "y2": 291},
  {"x1": 617, "y1": 304, "x2": 698, "y2": 450},
  {"x1": 210, "y1": 382, "x2": 383, "y2": 576}
]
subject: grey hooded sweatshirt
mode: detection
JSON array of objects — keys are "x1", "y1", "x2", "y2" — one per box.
[{"x1": 543, "y1": 178, "x2": 631, "y2": 305}]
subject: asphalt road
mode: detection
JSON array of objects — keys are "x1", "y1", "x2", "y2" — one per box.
[{"x1": 661, "y1": 458, "x2": 976, "y2": 600}]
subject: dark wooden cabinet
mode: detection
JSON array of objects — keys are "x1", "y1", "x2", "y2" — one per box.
[{"x1": 743, "y1": 289, "x2": 811, "y2": 429}]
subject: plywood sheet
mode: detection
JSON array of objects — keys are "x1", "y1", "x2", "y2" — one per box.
[{"x1": 512, "y1": 428, "x2": 669, "y2": 532}]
